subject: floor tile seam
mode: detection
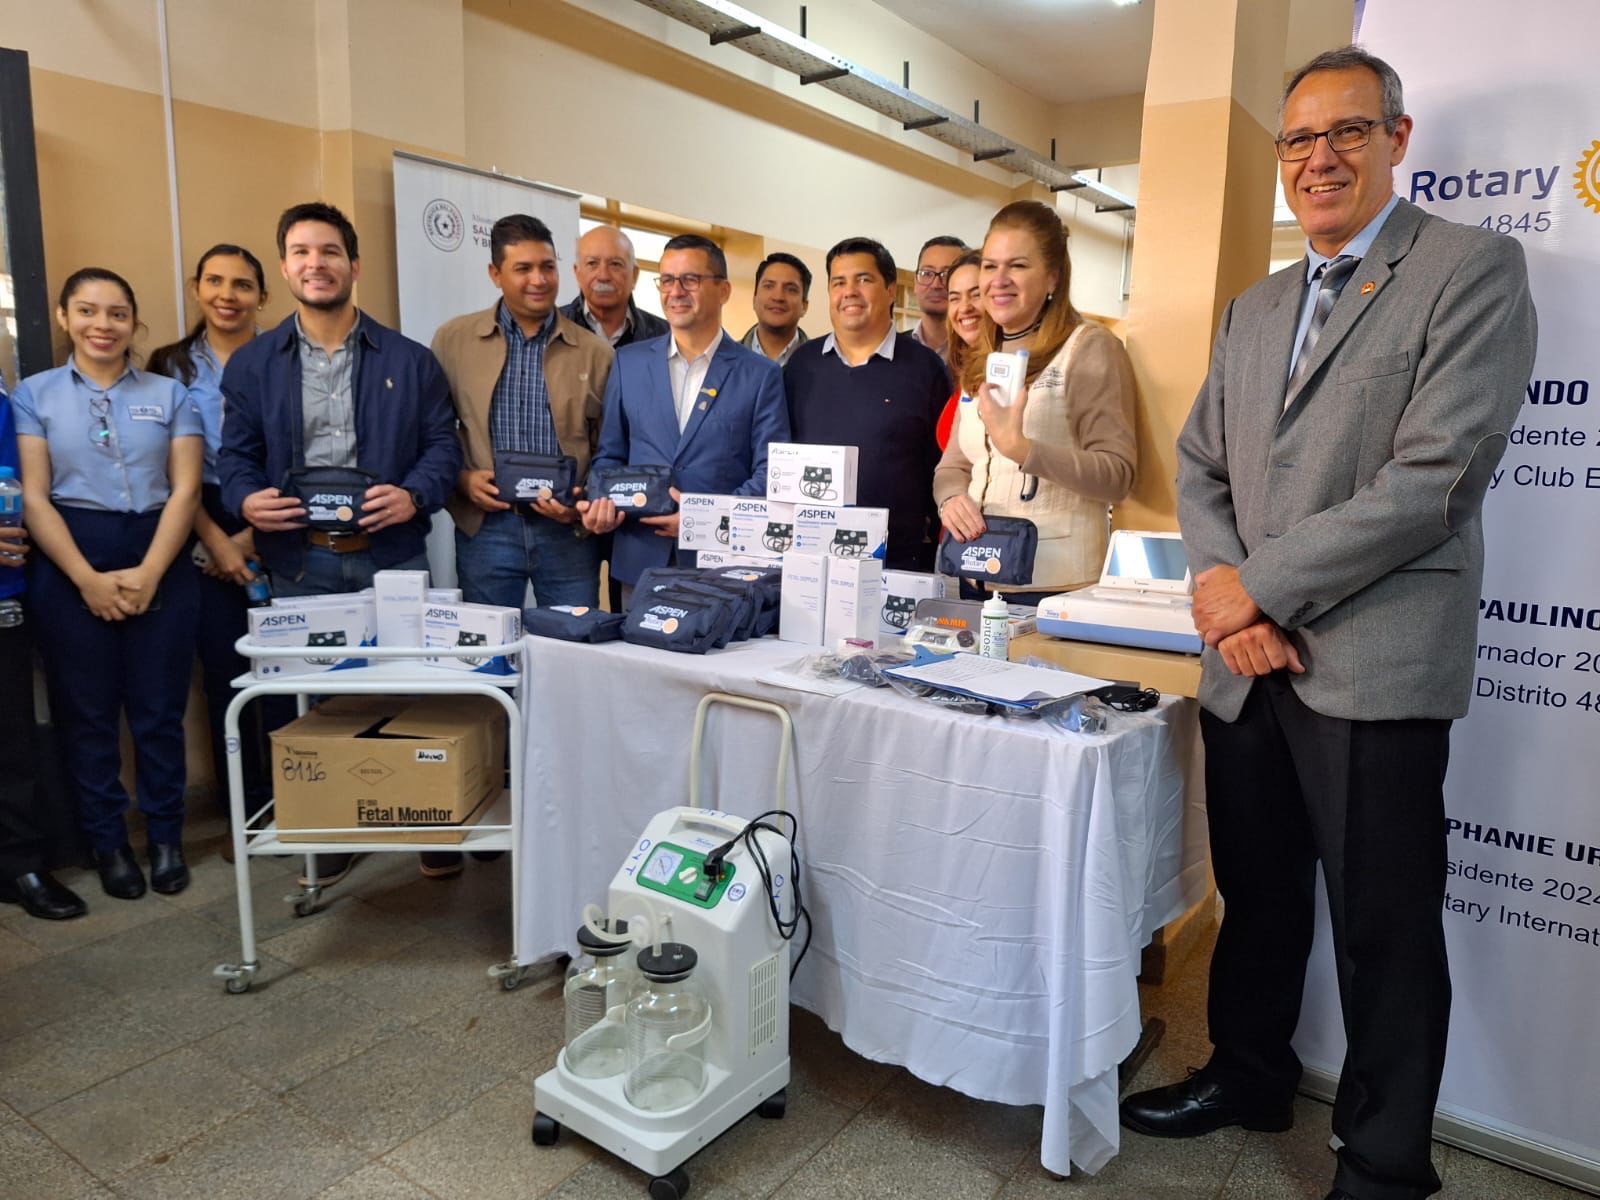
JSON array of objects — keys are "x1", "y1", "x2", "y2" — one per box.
[
  {"x1": 97, "y1": 1094, "x2": 312, "y2": 1187},
  {"x1": 740, "y1": 1103, "x2": 858, "y2": 1200},
  {"x1": 15, "y1": 1109, "x2": 115, "y2": 1184},
  {"x1": 0, "y1": 1027, "x2": 179, "y2": 1119}
]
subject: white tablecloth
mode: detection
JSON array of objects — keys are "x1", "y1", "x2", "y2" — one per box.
[{"x1": 518, "y1": 636, "x2": 1208, "y2": 1175}]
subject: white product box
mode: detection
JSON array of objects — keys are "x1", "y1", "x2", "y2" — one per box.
[
  {"x1": 824, "y1": 557, "x2": 883, "y2": 644},
  {"x1": 879, "y1": 570, "x2": 948, "y2": 636},
  {"x1": 247, "y1": 602, "x2": 374, "y2": 678},
  {"x1": 426, "y1": 587, "x2": 462, "y2": 603},
  {"x1": 693, "y1": 550, "x2": 773, "y2": 569},
  {"x1": 676, "y1": 493, "x2": 736, "y2": 553},
  {"x1": 421, "y1": 601, "x2": 521, "y2": 675},
  {"x1": 766, "y1": 443, "x2": 859, "y2": 506},
  {"x1": 985, "y1": 349, "x2": 1029, "y2": 407},
  {"x1": 778, "y1": 552, "x2": 828, "y2": 645},
  {"x1": 374, "y1": 569, "x2": 431, "y2": 647},
  {"x1": 727, "y1": 498, "x2": 797, "y2": 559},
  {"x1": 791, "y1": 504, "x2": 889, "y2": 559}
]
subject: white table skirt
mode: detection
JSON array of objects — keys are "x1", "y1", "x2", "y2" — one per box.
[{"x1": 517, "y1": 636, "x2": 1208, "y2": 1175}]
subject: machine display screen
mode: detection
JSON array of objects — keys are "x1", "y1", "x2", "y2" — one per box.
[
  {"x1": 643, "y1": 847, "x2": 684, "y2": 886},
  {"x1": 1106, "y1": 535, "x2": 1190, "y2": 583}
]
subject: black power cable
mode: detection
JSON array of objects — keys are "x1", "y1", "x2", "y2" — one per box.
[{"x1": 702, "y1": 810, "x2": 813, "y2": 979}]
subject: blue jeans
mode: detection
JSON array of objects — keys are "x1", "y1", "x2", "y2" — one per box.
[
  {"x1": 455, "y1": 510, "x2": 600, "y2": 609},
  {"x1": 274, "y1": 546, "x2": 429, "y2": 598}
]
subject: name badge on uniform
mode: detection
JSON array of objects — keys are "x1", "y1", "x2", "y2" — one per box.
[{"x1": 127, "y1": 404, "x2": 164, "y2": 421}]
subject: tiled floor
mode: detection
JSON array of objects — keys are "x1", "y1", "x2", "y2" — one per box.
[{"x1": 1, "y1": 812, "x2": 1589, "y2": 1200}]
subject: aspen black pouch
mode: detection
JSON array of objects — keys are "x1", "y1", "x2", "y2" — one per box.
[
  {"x1": 590, "y1": 464, "x2": 676, "y2": 517},
  {"x1": 495, "y1": 451, "x2": 578, "y2": 507},
  {"x1": 622, "y1": 587, "x2": 737, "y2": 654},
  {"x1": 281, "y1": 467, "x2": 379, "y2": 533},
  {"x1": 521, "y1": 605, "x2": 625, "y2": 643},
  {"x1": 705, "y1": 565, "x2": 782, "y2": 636},
  {"x1": 633, "y1": 569, "x2": 758, "y2": 642},
  {"x1": 936, "y1": 516, "x2": 1039, "y2": 587}
]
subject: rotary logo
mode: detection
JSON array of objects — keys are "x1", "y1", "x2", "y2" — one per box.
[
  {"x1": 422, "y1": 198, "x2": 465, "y2": 251},
  {"x1": 1577, "y1": 139, "x2": 1600, "y2": 214}
]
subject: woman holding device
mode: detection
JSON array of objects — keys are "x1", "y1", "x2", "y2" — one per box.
[
  {"x1": 932, "y1": 200, "x2": 1136, "y2": 604},
  {"x1": 12, "y1": 268, "x2": 203, "y2": 898}
]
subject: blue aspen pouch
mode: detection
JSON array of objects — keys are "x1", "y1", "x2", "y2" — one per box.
[
  {"x1": 495, "y1": 451, "x2": 578, "y2": 507},
  {"x1": 590, "y1": 464, "x2": 676, "y2": 517},
  {"x1": 936, "y1": 516, "x2": 1039, "y2": 587},
  {"x1": 706, "y1": 565, "x2": 782, "y2": 636},
  {"x1": 622, "y1": 587, "x2": 737, "y2": 654},
  {"x1": 281, "y1": 466, "x2": 378, "y2": 533},
  {"x1": 633, "y1": 568, "x2": 758, "y2": 642},
  {"x1": 521, "y1": 605, "x2": 625, "y2": 643}
]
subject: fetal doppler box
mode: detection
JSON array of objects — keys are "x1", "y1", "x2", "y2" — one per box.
[
  {"x1": 779, "y1": 552, "x2": 828, "y2": 644},
  {"x1": 374, "y1": 569, "x2": 430, "y2": 647},
  {"x1": 270, "y1": 695, "x2": 505, "y2": 844},
  {"x1": 727, "y1": 498, "x2": 797, "y2": 559},
  {"x1": 824, "y1": 557, "x2": 883, "y2": 644},
  {"x1": 421, "y1": 600, "x2": 521, "y2": 675},
  {"x1": 676, "y1": 493, "x2": 736, "y2": 553},
  {"x1": 766, "y1": 443, "x2": 858, "y2": 506},
  {"x1": 880, "y1": 570, "x2": 948, "y2": 635},
  {"x1": 791, "y1": 504, "x2": 889, "y2": 559},
  {"x1": 247, "y1": 601, "x2": 375, "y2": 678},
  {"x1": 426, "y1": 587, "x2": 462, "y2": 603}
]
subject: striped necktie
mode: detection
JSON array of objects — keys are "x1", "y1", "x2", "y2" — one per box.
[{"x1": 1286, "y1": 254, "x2": 1359, "y2": 406}]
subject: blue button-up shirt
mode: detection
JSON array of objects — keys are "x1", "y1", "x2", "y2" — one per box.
[
  {"x1": 0, "y1": 383, "x2": 21, "y2": 600},
  {"x1": 9, "y1": 359, "x2": 203, "y2": 513},
  {"x1": 489, "y1": 304, "x2": 560, "y2": 456},
  {"x1": 187, "y1": 337, "x2": 227, "y2": 486},
  {"x1": 1289, "y1": 192, "x2": 1400, "y2": 373}
]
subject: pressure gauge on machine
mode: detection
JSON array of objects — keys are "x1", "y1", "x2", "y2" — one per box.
[{"x1": 642, "y1": 847, "x2": 684, "y2": 886}]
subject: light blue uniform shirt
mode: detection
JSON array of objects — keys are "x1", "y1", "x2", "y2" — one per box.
[
  {"x1": 187, "y1": 337, "x2": 226, "y2": 486},
  {"x1": 10, "y1": 358, "x2": 203, "y2": 513},
  {"x1": 1288, "y1": 192, "x2": 1400, "y2": 377}
]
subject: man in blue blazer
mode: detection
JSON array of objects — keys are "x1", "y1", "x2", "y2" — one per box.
[{"x1": 580, "y1": 234, "x2": 789, "y2": 592}]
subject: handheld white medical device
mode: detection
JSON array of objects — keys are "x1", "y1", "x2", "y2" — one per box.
[{"x1": 1035, "y1": 529, "x2": 1203, "y2": 654}]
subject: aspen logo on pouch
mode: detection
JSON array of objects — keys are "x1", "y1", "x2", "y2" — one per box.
[
  {"x1": 422, "y1": 198, "x2": 465, "y2": 251},
  {"x1": 1577, "y1": 139, "x2": 1600, "y2": 213},
  {"x1": 640, "y1": 604, "x2": 688, "y2": 634},
  {"x1": 960, "y1": 544, "x2": 1003, "y2": 574},
  {"x1": 552, "y1": 606, "x2": 590, "y2": 615}
]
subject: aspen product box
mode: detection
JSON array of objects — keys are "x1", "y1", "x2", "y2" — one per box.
[
  {"x1": 778, "y1": 552, "x2": 828, "y2": 644},
  {"x1": 791, "y1": 504, "x2": 889, "y2": 559},
  {"x1": 426, "y1": 587, "x2": 463, "y2": 603},
  {"x1": 421, "y1": 601, "x2": 522, "y2": 674},
  {"x1": 824, "y1": 557, "x2": 883, "y2": 644},
  {"x1": 676, "y1": 493, "x2": 736, "y2": 553},
  {"x1": 374, "y1": 569, "x2": 430, "y2": 647},
  {"x1": 766, "y1": 442, "x2": 859, "y2": 506},
  {"x1": 247, "y1": 602, "x2": 374, "y2": 678},
  {"x1": 880, "y1": 570, "x2": 948, "y2": 635},
  {"x1": 693, "y1": 550, "x2": 773, "y2": 568},
  {"x1": 270, "y1": 695, "x2": 505, "y2": 843},
  {"x1": 727, "y1": 498, "x2": 797, "y2": 558}
]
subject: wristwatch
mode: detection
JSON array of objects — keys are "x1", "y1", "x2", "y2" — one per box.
[{"x1": 407, "y1": 488, "x2": 426, "y2": 513}]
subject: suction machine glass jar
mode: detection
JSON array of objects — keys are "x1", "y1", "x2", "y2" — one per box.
[
  {"x1": 563, "y1": 919, "x2": 642, "y2": 1079},
  {"x1": 624, "y1": 942, "x2": 712, "y2": 1111}
]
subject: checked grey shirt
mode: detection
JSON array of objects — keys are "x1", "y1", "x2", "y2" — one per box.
[
  {"x1": 489, "y1": 304, "x2": 560, "y2": 455},
  {"x1": 297, "y1": 313, "x2": 359, "y2": 468}
]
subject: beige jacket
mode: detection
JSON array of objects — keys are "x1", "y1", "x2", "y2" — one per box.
[{"x1": 431, "y1": 305, "x2": 613, "y2": 536}]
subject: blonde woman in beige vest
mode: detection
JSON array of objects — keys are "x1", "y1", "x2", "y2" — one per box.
[{"x1": 933, "y1": 201, "x2": 1137, "y2": 605}]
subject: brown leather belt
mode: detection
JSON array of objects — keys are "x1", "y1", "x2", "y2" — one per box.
[{"x1": 307, "y1": 529, "x2": 371, "y2": 554}]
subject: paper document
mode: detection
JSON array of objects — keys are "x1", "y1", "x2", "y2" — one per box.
[
  {"x1": 884, "y1": 654, "x2": 1109, "y2": 705},
  {"x1": 757, "y1": 660, "x2": 866, "y2": 697}
]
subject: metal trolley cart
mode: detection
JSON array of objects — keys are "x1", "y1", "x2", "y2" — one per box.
[{"x1": 213, "y1": 638, "x2": 533, "y2": 994}]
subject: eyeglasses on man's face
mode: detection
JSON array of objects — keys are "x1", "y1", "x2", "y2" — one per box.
[
  {"x1": 1275, "y1": 117, "x2": 1397, "y2": 162},
  {"x1": 914, "y1": 267, "x2": 954, "y2": 284},
  {"x1": 657, "y1": 273, "x2": 725, "y2": 294}
]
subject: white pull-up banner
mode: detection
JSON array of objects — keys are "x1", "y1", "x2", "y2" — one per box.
[{"x1": 1293, "y1": 3, "x2": 1600, "y2": 1190}]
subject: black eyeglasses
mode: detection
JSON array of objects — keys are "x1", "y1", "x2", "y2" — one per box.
[
  {"x1": 88, "y1": 394, "x2": 115, "y2": 453},
  {"x1": 914, "y1": 267, "x2": 953, "y2": 284},
  {"x1": 1275, "y1": 117, "x2": 1398, "y2": 162},
  {"x1": 657, "y1": 273, "x2": 725, "y2": 294}
]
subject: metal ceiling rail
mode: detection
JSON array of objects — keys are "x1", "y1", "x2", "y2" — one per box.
[{"x1": 628, "y1": 0, "x2": 1138, "y2": 219}]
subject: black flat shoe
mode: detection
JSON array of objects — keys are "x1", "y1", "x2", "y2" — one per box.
[
  {"x1": 1120, "y1": 1070, "x2": 1294, "y2": 1138},
  {"x1": 148, "y1": 842, "x2": 189, "y2": 895},
  {"x1": 95, "y1": 845, "x2": 147, "y2": 900},
  {"x1": 419, "y1": 851, "x2": 463, "y2": 879},
  {"x1": 0, "y1": 871, "x2": 88, "y2": 920}
]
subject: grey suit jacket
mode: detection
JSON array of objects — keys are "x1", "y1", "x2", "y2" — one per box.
[{"x1": 1176, "y1": 199, "x2": 1537, "y2": 722}]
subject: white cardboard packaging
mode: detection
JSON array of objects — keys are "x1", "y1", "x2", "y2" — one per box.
[
  {"x1": 421, "y1": 601, "x2": 522, "y2": 675},
  {"x1": 792, "y1": 504, "x2": 889, "y2": 559},
  {"x1": 766, "y1": 442, "x2": 858, "y2": 506},
  {"x1": 824, "y1": 557, "x2": 884, "y2": 644},
  {"x1": 778, "y1": 552, "x2": 828, "y2": 644},
  {"x1": 426, "y1": 587, "x2": 462, "y2": 603},
  {"x1": 247, "y1": 603, "x2": 374, "y2": 678},
  {"x1": 727, "y1": 498, "x2": 797, "y2": 558},
  {"x1": 374, "y1": 569, "x2": 431, "y2": 647},
  {"x1": 693, "y1": 550, "x2": 773, "y2": 569},
  {"x1": 880, "y1": 570, "x2": 948, "y2": 636},
  {"x1": 676, "y1": 493, "x2": 736, "y2": 553}
]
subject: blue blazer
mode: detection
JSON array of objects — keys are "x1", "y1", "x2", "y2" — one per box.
[
  {"x1": 218, "y1": 313, "x2": 460, "y2": 580},
  {"x1": 589, "y1": 333, "x2": 789, "y2": 585}
]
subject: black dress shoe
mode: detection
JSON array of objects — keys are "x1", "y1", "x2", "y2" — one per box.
[
  {"x1": 297, "y1": 852, "x2": 357, "y2": 889},
  {"x1": 95, "y1": 845, "x2": 147, "y2": 900},
  {"x1": 1120, "y1": 1071, "x2": 1294, "y2": 1138},
  {"x1": 1324, "y1": 1191, "x2": 1359, "y2": 1200},
  {"x1": 148, "y1": 842, "x2": 190, "y2": 895},
  {"x1": 0, "y1": 872, "x2": 88, "y2": 920},
  {"x1": 419, "y1": 851, "x2": 463, "y2": 879}
]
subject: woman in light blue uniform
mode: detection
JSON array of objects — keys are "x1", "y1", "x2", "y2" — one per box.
[{"x1": 12, "y1": 268, "x2": 203, "y2": 899}]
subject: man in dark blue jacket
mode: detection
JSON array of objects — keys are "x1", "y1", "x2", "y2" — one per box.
[{"x1": 219, "y1": 202, "x2": 459, "y2": 595}]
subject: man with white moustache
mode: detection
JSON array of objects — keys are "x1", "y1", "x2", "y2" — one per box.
[{"x1": 561, "y1": 226, "x2": 668, "y2": 349}]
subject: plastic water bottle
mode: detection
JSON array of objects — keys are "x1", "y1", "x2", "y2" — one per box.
[
  {"x1": 980, "y1": 592, "x2": 1010, "y2": 660},
  {"x1": 0, "y1": 466, "x2": 23, "y2": 629},
  {"x1": 243, "y1": 558, "x2": 273, "y2": 607}
]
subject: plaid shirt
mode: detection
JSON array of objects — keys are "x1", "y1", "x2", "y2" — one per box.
[{"x1": 488, "y1": 304, "x2": 559, "y2": 455}]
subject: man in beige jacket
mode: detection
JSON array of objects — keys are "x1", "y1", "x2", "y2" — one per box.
[{"x1": 431, "y1": 214, "x2": 613, "y2": 610}]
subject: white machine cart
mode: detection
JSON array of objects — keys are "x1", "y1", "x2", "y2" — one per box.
[{"x1": 213, "y1": 637, "x2": 532, "y2": 994}]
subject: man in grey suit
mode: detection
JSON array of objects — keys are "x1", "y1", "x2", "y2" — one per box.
[{"x1": 1120, "y1": 47, "x2": 1536, "y2": 1200}]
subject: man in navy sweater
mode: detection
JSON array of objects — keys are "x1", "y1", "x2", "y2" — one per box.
[{"x1": 783, "y1": 238, "x2": 948, "y2": 571}]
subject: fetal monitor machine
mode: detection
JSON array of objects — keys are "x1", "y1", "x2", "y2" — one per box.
[{"x1": 1036, "y1": 529, "x2": 1203, "y2": 654}]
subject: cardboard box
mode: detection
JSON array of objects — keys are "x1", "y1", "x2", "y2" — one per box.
[
  {"x1": 880, "y1": 570, "x2": 947, "y2": 635},
  {"x1": 421, "y1": 601, "x2": 521, "y2": 674},
  {"x1": 374, "y1": 569, "x2": 430, "y2": 647},
  {"x1": 270, "y1": 695, "x2": 506, "y2": 843},
  {"x1": 727, "y1": 498, "x2": 796, "y2": 558},
  {"x1": 824, "y1": 557, "x2": 883, "y2": 644},
  {"x1": 247, "y1": 602, "x2": 374, "y2": 677},
  {"x1": 778, "y1": 552, "x2": 828, "y2": 644},
  {"x1": 676, "y1": 493, "x2": 736, "y2": 553},
  {"x1": 766, "y1": 442, "x2": 858, "y2": 506},
  {"x1": 791, "y1": 504, "x2": 889, "y2": 559}
]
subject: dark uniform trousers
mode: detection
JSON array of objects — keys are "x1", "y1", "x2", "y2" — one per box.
[{"x1": 0, "y1": 619, "x2": 44, "y2": 879}]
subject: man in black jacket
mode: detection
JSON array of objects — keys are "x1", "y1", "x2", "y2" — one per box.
[{"x1": 562, "y1": 226, "x2": 668, "y2": 349}]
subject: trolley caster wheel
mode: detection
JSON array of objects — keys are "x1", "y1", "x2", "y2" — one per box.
[
  {"x1": 224, "y1": 976, "x2": 251, "y2": 995},
  {"x1": 292, "y1": 897, "x2": 318, "y2": 918},
  {"x1": 648, "y1": 1167, "x2": 690, "y2": 1200},
  {"x1": 757, "y1": 1087, "x2": 787, "y2": 1119},
  {"x1": 500, "y1": 971, "x2": 526, "y2": 992},
  {"x1": 531, "y1": 1112, "x2": 560, "y2": 1146}
]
